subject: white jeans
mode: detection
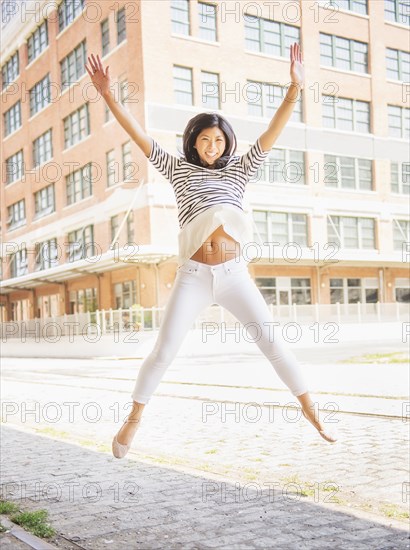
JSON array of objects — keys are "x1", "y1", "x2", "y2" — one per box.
[{"x1": 131, "y1": 255, "x2": 309, "y2": 404}]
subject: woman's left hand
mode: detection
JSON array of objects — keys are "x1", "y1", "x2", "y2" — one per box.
[{"x1": 290, "y1": 42, "x2": 305, "y2": 90}]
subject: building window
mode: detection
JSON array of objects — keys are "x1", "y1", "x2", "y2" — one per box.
[
  {"x1": 253, "y1": 210, "x2": 269, "y2": 243},
  {"x1": 244, "y1": 16, "x2": 299, "y2": 57},
  {"x1": 67, "y1": 225, "x2": 94, "y2": 262},
  {"x1": 1, "y1": 51, "x2": 19, "y2": 89},
  {"x1": 198, "y1": 2, "x2": 217, "y2": 41},
  {"x1": 173, "y1": 65, "x2": 193, "y2": 105},
  {"x1": 105, "y1": 103, "x2": 113, "y2": 123},
  {"x1": 330, "y1": 278, "x2": 378, "y2": 304},
  {"x1": 253, "y1": 210, "x2": 308, "y2": 247},
  {"x1": 255, "y1": 277, "x2": 311, "y2": 305},
  {"x1": 60, "y1": 40, "x2": 87, "y2": 89},
  {"x1": 391, "y1": 161, "x2": 410, "y2": 194},
  {"x1": 0, "y1": 304, "x2": 5, "y2": 323},
  {"x1": 388, "y1": 105, "x2": 410, "y2": 139},
  {"x1": 101, "y1": 18, "x2": 110, "y2": 56},
  {"x1": 35, "y1": 238, "x2": 59, "y2": 271},
  {"x1": 327, "y1": 215, "x2": 375, "y2": 249},
  {"x1": 27, "y1": 21, "x2": 48, "y2": 63},
  {"x1": 320, "y1": 33, "x2": 368, "y2": 73},
  {"x1": 290, "y1": 278, "x2": 312, "y2": 304},
  {"x1": 120, "y1": 79, "x2": 130, "y2": 107},
  {"x1": 33, "y1": 129, "x2": 53, "y2": 167},
  {"x1": 58, "y1": 0, "x2": 85, "y2": 32},
  {"x1": 171, "y1": 0, "x2": 190, "y2": 35},
  {"x1": 66, "y1": 163, "x2": 93, "y2": 205},
  {"x1": 106, "y1": 149, "x2": 117, "y2": 187},
  {"x1": 116, "y1": 7, "x2": 126, "y2": 43},
  {"x1": 34, "y1": 184, "x2": 55, "y2": 218},
  {"x1": 4, "y1": 101, "x2": 22, "y2": 136},
  {"x1": 329, "y1": 278, "x2": 344, "y2": 304},
  {"x1": 393, "y1": 219, "x2": 410, "y2": 250},
  {"x1": 271, "y1": 212, "x2": 308, "y2": 246},
  {"x1": 10, "y1": 248, "x2": 28, "y2": 278},
  {"x1": 201, "y1": 71, "x2": 219, "y2": 109},
  {"x1": 122, "y1": 141, "x2": 135, "y2": 181},
  {"x1": 114, "y1": 281, "x2": 137, "y2": 309},
  {"x1": 111, "y1": 215, "x2": 120, "y2": 243},
  {"x1": 384, "y1": 0, "x2": 410, "y2": 25},
  {"x1": 69, "y1": 288, "x2": 97, "y2": 313},
  {"x1": 317, "y1": 0, "x2": 368, "y2": 15},
  {"x1": 7, "y1": 199, "x2": 26, "y2": 230},
  {"x1": 29, "y1": 74, "x2": 50, "y2": 116},
  {"x1": 63, "y1": 104, "x2": 90, "y2": 148},
  {"x1": 386, "y1": 48, "x2": 410, "y2": 81},
  {"x1": 10, "y1": 299, "x2": 30, "y2": 321},
  {"x1": 37, "y1": 294, "x2": 60, "y2": 318},
  {"x1": 5, "y1": 150, "x2": 24, "y2": 184},
  {"x1": 322, "y1": 95, "x2": 370, "y2": 133},
  {"x1": 255, "y1": 277, "x2": 276, "y2": 304},
  {"x1": 176, "y1": 133, "x2": 184, "y2": 154},
  {"x1": 395, "y1": 278, "x2": 410, "y2": 302},
  {"x1": 324, "y1": 155, "x2": 372, "y2": 191},
  {"x1": 254, "y1": 148, "x2": 305, "y2": 185},
  {"x1": 127, "y1": 211, "x2": 135, "y2": 244},
  {"x1": 247, "y1": 81, "x2": 302, "y2": 122}
]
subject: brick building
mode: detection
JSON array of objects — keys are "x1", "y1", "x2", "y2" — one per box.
[{"x1": 1, "y1": 0, "x2": 409, "y2": 322}]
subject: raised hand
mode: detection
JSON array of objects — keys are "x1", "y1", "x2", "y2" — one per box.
[
  {"x1": 290, "y1": 42, "x2": 305, "y2": 90},
  {"x1": 85, "y1": 53, "x2": 111, "y2": 97}
]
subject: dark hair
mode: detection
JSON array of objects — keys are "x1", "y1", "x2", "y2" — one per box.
[{"x1": 182, "y1": 112, "x2": 237, "y2": 169}]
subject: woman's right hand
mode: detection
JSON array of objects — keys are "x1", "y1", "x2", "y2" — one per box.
[{"x1": 85, "y1": 53, "x2": 111, "y2": 97}]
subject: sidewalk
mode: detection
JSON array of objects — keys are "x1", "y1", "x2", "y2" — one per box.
[{"x1": 1, "y1": 422, "x2": 409, "y2": 550}]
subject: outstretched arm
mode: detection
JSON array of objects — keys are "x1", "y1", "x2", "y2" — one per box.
[
  {"x1": 258, "y1": 42, "x2": 305, "y2": 152},
  {"x1": 85, "y1": 53, "x2": 152, "y2": 157}
]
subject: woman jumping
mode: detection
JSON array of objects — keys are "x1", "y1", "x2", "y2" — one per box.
[{"x1": 86, "y1": 43, "x2": 338, "y2": 459}]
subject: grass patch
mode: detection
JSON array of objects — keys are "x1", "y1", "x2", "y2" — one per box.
[
  {"x1": 0, "y1": 501, "x2": 19, "y2": 514},
  {"x1": 0, "y1": 499, "x2": 55, "y2": 539},
  {"x1": 204, "y1": 449, "x2": 218, "y2": 455},
  {"x1": 330, "y1": 496, "x2": 348, "y2": 505},
  {"x1": 280, "y1": 475, "x2": 341, "y2": 499},
  {"x1": 34, "y1": 428, "x2": 109, "y2": 453},
  {"x1": 340, "y1": 352, "x2": 409, "y2": 364},
  {"x1": 379, "y1": 503, "x2": 409, "y2": 520},
  {"x1": 78, "y1": 440, "x2": 110, "y2": 453},
  {"x1": 34, "y1": 427, "x2": 71, "y2": 438},
  {"x1": 138, "y1": 453, "x2": 192, "y2": 468},
  {"x1": 10, "y1": 509, "x2": 55, "y2": 538},
  {"x1": 280, "y1": 474, "x2": 313, "y2": 497}
]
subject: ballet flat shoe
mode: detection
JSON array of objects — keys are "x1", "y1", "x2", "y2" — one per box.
[
  {"x1": 112, "y1": 422, "x2": 141, "y2": 459},
  {"x1": 302, "y1": 409, "x2": 338, "y2": 443}
]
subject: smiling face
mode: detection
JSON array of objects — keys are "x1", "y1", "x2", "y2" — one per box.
[{"x1": 194, "y1": 126, "x2": 226, "y2": 166}]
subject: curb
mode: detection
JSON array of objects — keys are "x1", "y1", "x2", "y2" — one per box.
[{"x1": 0, "y1": 516, "x2": 59, "y2": 550}]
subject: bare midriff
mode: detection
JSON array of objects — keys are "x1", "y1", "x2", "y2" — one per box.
[{"x1": 189, "y1": 224, "x2": 241, "y2": 265}]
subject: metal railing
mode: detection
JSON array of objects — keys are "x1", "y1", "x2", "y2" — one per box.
[{"x1": 1, "y1": 302, "x2": 409, "y2": 339}]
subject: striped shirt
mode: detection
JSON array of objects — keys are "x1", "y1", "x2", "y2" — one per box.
[{"x1": 148, "y1": 138, "x2": 270, "y2": 229}]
